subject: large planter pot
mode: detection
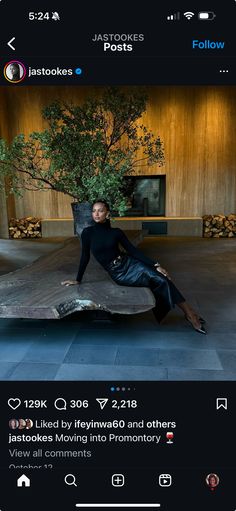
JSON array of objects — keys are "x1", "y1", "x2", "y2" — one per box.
[{"x1": 71, "y1": 201, "x2": 93, "y2": 238}]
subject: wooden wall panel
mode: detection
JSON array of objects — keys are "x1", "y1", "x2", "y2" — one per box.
[
  {"x1": 1, "y1": 86, "x2": 236, "y2": 218},
  {"x1": 0, "y1": 88, "x2": 14, "y2": 236},
  {"x1": 144, "y1": 86, "x2": 236, "y2": 216}
]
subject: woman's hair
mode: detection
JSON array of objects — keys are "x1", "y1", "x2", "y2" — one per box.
[{"x1": 92, "y1": 199, "x2": 110, "y2": 211}]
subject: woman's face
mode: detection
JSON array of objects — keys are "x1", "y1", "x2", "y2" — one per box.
[
  {"x1": 92, "y1": 203, "x2": 109, "y2": 223},
  {"x1": 10, "y1": 64, "x2": 18, "y2": 77},
  {"x1": 209, "y1": 476, "x2": 217, "y2": 486},
  {"x1": 10, "y1": 419, "x2": 17, "y2": 429}
]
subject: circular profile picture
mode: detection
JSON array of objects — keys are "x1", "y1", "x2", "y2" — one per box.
[
  {"x1": 25, "y1": 418, "x2": 33, "y2": 429},
  {"x1": 9, "y1": 418, "x2": 19, "y2": 430},
  {"x1": 18, "y1": 418, "x2": 27, "y2": 430},
  {"x1": 206, "y1": 473, "x2": 220, "y2": 491},
  {"x1": 4, "y1": 61, "x2": 26, "y2": 83}
]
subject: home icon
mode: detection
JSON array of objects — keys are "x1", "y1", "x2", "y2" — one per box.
[{"x1": 17, "y1": 474, "x2": 30, "y2": 487}]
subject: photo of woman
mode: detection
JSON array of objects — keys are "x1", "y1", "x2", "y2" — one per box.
[{"x1": 61, "y1": 200, "x2": 206, "y2": 334}]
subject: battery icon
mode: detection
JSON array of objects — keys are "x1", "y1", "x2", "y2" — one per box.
[{"x1": 198, "y1": 11, "x2": 216, "y2": 20}]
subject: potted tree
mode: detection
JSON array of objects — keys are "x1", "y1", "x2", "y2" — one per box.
[{"x1": 0, "y1": 87, "x2": 165, "y2": 236}]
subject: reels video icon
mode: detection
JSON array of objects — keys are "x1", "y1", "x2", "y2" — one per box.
[{"x1": 159, "y1": 474, "x2": 172, "y2": 487}]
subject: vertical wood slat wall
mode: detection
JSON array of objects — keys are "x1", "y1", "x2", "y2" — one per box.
[
  {"x1": 0, "y1": 85, "x2": 236, "y2": 220},
  {"x1": 0, "y1": 89, "x2": 13, "y2": 237}
]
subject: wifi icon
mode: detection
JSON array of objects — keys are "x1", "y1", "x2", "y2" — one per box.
[{"x1": 184, "y1": 11, "x2": 195, "y2": 19}]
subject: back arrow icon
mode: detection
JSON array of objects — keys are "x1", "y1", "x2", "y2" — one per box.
[{"x1": 8, "y1": 37, "x2": 16, "y2": 50}]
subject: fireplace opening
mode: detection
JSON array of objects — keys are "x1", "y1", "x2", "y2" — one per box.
[{"x1": 123, "y1": 175, "x2": 166, "y2": 216}]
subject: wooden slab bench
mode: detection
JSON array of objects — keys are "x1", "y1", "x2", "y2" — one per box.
[{"x1": 0, "y1": 231, "x2": 155, "y2": 319}]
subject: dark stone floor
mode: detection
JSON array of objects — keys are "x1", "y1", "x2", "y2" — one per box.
[{"x1": 0, "y1": 236, "x2": 236, "y2": 381}]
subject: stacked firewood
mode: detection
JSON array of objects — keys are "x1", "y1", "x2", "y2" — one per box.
[
  {"x1": 203, "y1": 214, "x2": 236, "y2": 237},
  {"x1": 9, "y1": 217, "x2": 42, "y2": 239}
]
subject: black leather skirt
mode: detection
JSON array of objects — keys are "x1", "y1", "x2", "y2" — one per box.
[{"x1": 106, "y1": 254, "x2": 185, "y2": 323}]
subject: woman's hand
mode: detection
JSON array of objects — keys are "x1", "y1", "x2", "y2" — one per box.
[
  {"x1": 61, "y1": 280, "x2": 80, "y2": 287},
  {"x1": 154, "y1": 264, "x2": 171, "y2": 280}
]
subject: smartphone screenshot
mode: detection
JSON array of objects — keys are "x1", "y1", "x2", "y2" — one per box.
[{"x1": 0, "y1": 1, "x2": 235, "y2": 509}]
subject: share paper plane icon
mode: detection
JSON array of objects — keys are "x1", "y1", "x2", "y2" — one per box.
[{"x1": 96, "y1": 398, "x2": 109, "y2": 410}]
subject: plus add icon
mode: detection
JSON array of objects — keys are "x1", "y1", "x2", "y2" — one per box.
[{"x1": 112, "y1": 474, "x2": 125, "y2": 487}]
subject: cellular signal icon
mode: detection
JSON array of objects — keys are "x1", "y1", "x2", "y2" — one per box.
[
  {"x1": 184, "y1": 11, "x2": 195, "y2": 20},
  {"x1": 167, "y1": 12, "x2": 180, "y2": 20}
]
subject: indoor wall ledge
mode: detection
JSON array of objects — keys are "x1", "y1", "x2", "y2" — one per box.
[{"x1": 41, "y1": 217, "x2": 203, "y2": 237}]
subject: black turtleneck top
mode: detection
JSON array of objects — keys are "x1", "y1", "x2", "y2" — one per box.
[{"x1": 76, "y1": 221, "x2": 157, "y2": 282}]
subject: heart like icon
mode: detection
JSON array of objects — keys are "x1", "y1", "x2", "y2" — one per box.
[{"x1": 8, "y1": 398, "x2": 21, "y2": 410}]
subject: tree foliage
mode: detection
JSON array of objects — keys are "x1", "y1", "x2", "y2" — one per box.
[{"x1": 0, "y1": 87, "x2": 165, "y2": 215}]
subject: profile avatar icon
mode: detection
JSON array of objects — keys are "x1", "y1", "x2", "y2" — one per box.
[
  {"x1": 206, "y1": 473, "x2": 220, "y2": 491},
  {"x1": 4, "y1": 61, "x2": 26, "y2": 83},
  {"x1": 18, "y1": 418, "x2": 27, "y2": 430},
  {"x1": 9, "y1": 418, "x2": 19, "y2": 430},
  {"x1": 25, "y1": 418, "x2": 33, "y2": 429}
]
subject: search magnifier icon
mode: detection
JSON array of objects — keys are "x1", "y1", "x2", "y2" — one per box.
[{"x1": 64, "y1": 474, "x2": 77, "y2": 487}]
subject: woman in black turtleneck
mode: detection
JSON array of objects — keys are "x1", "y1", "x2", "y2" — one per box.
[{"x1": 61, "y1": 200, "x2": 206, "y2": 333}]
